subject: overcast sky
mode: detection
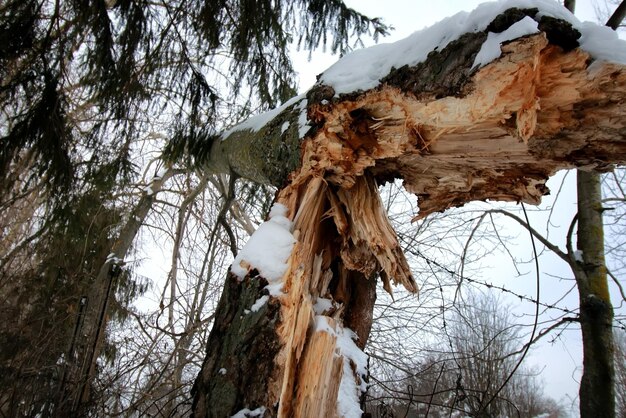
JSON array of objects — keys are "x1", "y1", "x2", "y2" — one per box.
[{"x1": 289, "y1": 1, "x2": 625, "y2": 416}]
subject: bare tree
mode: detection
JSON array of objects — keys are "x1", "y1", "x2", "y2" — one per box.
[{"x1": 364, "y1": 290, "x2": 566, "y2": 418}]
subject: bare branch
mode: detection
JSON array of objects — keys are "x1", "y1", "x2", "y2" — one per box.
[{"x1": 486, "y1": 209, "x2": 570, "y2": 264}]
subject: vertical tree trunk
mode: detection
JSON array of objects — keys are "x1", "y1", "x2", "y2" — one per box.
[
  {"x1": 562, "y1": 0, "x2": 617, "y2": 413},
  {"x1": 576, "y1": 171, "x2": 615, "y2": 418},
  {"x1": 61, "y1": 169, "x2": 176, "y2": 416}
]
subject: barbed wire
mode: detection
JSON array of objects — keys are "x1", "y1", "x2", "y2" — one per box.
[{"x1": 407, "y1": 248, "x2": 626, "y2": 332}]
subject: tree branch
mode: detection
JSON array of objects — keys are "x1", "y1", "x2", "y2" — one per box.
[
  {"x1": 607, "y1": 0, "x2": 626, "y2": 30},
  {"x1": 486, "y1": 209, "x2": 570, "y2": 264}
]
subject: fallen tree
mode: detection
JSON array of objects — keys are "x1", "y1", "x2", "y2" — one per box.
[{"x1": 185, "y1": 1, "x2": 626, "y2": 416}]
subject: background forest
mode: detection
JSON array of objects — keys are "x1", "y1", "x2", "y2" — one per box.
[{"x1": 1, "y1": 0, "x2": 625, "y2": 417}]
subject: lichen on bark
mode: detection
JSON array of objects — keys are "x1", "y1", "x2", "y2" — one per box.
[{"x1": 211, "y1": 99, "x2": 310, "y2": 187}]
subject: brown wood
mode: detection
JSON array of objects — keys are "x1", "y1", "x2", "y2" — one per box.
[{"x1": 292, "y1": 320, "x2": 343, "y2": 418}]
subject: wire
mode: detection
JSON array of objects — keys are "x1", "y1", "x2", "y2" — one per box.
[{"x1": 482, "y1": 203, "x2": 540, "y2": 412}]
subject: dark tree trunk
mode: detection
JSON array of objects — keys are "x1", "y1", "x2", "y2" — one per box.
[
  {"x1": 606, "y1": 0, "x2": 626, "y2": 31},
  {"x1": 192, "y1": 273, "x2": 283, "y2": 417}
]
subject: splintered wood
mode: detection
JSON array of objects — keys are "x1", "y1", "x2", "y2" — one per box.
[
  {"x1": 302, "y1": 34, "x2": 626, "y2": 219},
  {"x1": 268, "y1": 32, "x2": 626, "y2": 418},
  {"x1": 192, "y1": 23, "x2": 626, "y2": 417},
  {"x1": 292, "y1": 319, "x2": 343, "y2": 418},
  {"x1": 273, "y1": 173, "x2": 412, "y2": 417},
  {"x1": 334, "y1": 176, "x2": 415, "y2": 294}
]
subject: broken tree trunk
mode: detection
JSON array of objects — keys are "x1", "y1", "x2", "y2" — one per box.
[{"x1": 191, "y1": 5, "x2": 626, "y2": 417}]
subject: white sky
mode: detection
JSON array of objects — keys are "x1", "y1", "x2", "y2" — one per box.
[{"x1": 289, "y1": 1, "x2": 625, "y2": 416}]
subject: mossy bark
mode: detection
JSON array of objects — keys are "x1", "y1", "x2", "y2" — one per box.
[
  {"x1": 576, "y1": 170, "x2": 615, "y2": 418},
  {"x1": 209, "y1": 99, "x2": 308, "y2": 187}
]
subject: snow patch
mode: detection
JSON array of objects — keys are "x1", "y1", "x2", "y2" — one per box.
[
  {"x1": 106, "y1": 252, "x2": 123, "y2": 264},
  {"x1": 280, "y1": 121, "x2": 290, "y2": 134},
  {"x1": 231, "y1": 203, "x2": 296, "y2": 295},
  {"x1": 313, "y1": 297, "x2": 333, "y2": 315},
  {"x1": 250, "y1": 295, "x2": 269, "y2": 312},
  {"x1": 318, "y1": 0, "x2": 626, "y2": 95},
  {"x1": 264, "y1": 282, "x2": 284, "y2": 297},
  {"x1": 221, "y1": 95, "x2": 306, "y2": 140},
  {"x1": 314, "y1": 315, "x2": 336, "y2": 335},
  {"x1": 472, "y1": 16, "x2": 539, "y2": 68},
  {"x1": 336, "y1": 326, "x2": 368, "y2": 418},
  {"x1": 231, "y1": 406, "x2": 266, "y2": 418},
  {"x1": 218, "y1": 368, "x2": 227, "y2": 375},
  {"x1": 297, "y1": 99, "x2": 310, "y2": 138},
  {"x1": 578, "y1": 22, "x2": 626, "y2": 64}
]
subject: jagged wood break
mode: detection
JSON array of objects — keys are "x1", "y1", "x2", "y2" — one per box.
[{"x1": 192, "y1": 9, "x2": 626, "y2": 418}]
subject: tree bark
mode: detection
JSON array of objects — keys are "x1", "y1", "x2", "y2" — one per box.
[
  {"x1": 192, "y1": 7, "x2": 626, "y2": 417},
  {"x1": 576, "y1": 171, "x2": 615, "y2": 418}
]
